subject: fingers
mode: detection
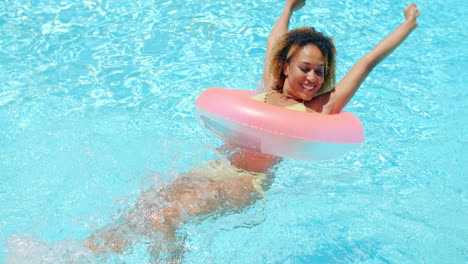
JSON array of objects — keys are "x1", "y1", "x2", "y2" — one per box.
[
  {"x1": 413, "y1": 4, "x2": 421, "y2": 18},
  {"x1": 411, "y1": 3, "x2": 421, "y2": 17},
  {"x1": 407, "y1": 3, "x2": 421, "y2": 16},
  {"x1": 289, "y1": 0, "x2": 306, "y2": 12},
  {"x1": 405, "y1": 3, "x2": 421, "y2": 20}
]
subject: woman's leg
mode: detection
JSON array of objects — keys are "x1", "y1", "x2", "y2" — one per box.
[
  {"x1": 263, "y1": 0, "x2": 306, "y2": 89},
  {"x1": 86, "y1": 169, "x2": 263, "y2": 255},
  {"x1": 148, "y1": 172, "x2": 261, "y2": 234}
]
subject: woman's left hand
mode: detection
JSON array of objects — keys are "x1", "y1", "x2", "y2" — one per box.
[{"x1": 404, "y1": 3, "x2": 421, "y2": 28}]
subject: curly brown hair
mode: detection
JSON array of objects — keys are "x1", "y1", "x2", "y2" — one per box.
[{"x1": 270, "y1": 27, "x2": 336, "y2": 97}]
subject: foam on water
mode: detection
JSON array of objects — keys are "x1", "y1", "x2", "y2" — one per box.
[{"x1": 5, "y1": 234, "x2": 96, "y2": 264}]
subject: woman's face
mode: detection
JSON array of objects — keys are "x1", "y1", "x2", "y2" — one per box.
[{"x1": 282, "y1": 44, "x2": 325, "y2": 101}]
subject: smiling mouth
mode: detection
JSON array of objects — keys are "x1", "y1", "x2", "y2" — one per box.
[{"x1": 301, "y1": 83, "x2": 316, "y2": 91}]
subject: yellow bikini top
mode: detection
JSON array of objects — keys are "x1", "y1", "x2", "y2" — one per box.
[{"x1": 252, "y1": 91, "x2": 307, "y2": 112}]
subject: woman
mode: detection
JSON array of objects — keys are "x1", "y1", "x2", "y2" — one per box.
[
  {"x1": 87, "y1": 0, "x2": 420, "y2": 258},
  {"x1": 261, "y1": 0, "x2": 420, "y2": 115}
]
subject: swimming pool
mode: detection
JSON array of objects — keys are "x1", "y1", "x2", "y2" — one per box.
[{"x1": 1, "y1": 0, "x2": 466, "y2": 263}]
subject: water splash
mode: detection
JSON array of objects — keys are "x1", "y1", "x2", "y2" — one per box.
[{"x1": 4, "y1": 234, "x2": 97, "y2": 264}]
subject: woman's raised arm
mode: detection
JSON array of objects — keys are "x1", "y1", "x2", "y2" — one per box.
[{"x1": 323, "y1": 3, "x2": 421, "y2": 114}]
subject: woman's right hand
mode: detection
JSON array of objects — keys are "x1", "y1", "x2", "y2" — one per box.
[
  {"x1": 404, "y1": 3, "x2": 421, "y2": 29},
  {"x1": 286, "y1": 0, "x2": 306, "y2": 12}
]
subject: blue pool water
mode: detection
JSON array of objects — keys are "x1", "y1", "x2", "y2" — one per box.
[{"x1": 1, "y1": 0, "x2": 466, "y2": 263}]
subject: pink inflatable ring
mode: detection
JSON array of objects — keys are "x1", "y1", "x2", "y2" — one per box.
[{"x1": 196, "y1": 87, "x2": 364, "y2": 160}]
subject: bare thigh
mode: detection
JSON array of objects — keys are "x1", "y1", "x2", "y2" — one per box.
[
  {"x1": 151, "y1": 172, "x2": 260, "y2": 224},
  {"x1": 86, "y1": 169, "x2": 263, "y2": 253}
]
